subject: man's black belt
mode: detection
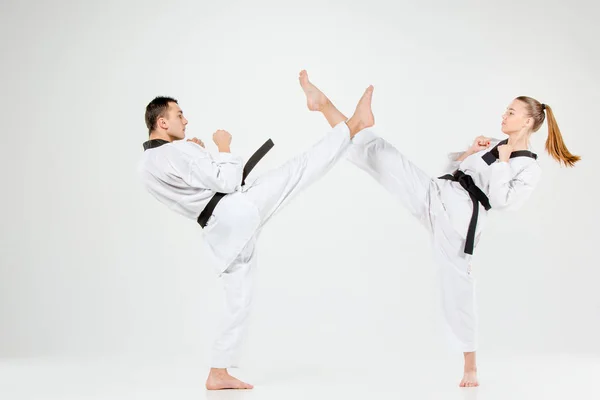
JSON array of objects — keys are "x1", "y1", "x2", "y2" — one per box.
[
  {"x1": 438, "y1": 170, "x2": 492, "y2": 255},
  {"x1": 197, "y1": 139, "x2": 274, "y2": 228}
]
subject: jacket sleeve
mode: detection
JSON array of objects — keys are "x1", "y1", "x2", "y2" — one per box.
[
  {"x1": 442, "y1": 150, "x2": 465, "y2": 175},
  {"x1": 184, "y1": 150, "x2": 244, "y2": 193},
  {"x1": 488, "y1": 161, "x2": 542, "y2": 210},
  {"x1": 441, "y1": 138, "x2": 503, "y2": 175}
]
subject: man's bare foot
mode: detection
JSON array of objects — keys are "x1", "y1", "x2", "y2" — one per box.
[
  {"x1": 205, "y1": 368, "x2": 253, "y2": 390},
  {"x1": 346, "y1": 85, "x2": 375, "y2": 137},
  {"x1": 459, "y1": 369, "x2": 479, "y2": 387},
  {"x1": 299, "y1": 70, "x2": 331, "y2": 112}
]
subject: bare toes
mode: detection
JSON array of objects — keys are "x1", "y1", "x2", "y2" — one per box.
[{"x1": 299, "y1": 70, "x2": 309, "y2": 85}]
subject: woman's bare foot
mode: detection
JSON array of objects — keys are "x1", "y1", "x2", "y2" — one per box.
[
  {"x1": 205, "y1": 368, "x2": 253, "y2": 390},
  {"x1": 346, "y1": 85, "x2": 375, "y2": 137},
  {"x1": 459, "y1": 369, "x2": 479, "y2": 387}
]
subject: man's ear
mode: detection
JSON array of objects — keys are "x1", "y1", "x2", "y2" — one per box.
[{"x1": 158, "y1": 117, "x2": 168, "y2": 129}]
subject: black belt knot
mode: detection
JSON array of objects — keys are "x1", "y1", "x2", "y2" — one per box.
[
  {"x1": 197, "y1": 139, "x2": 274, "y2": 228},
  {"x1": 438, "y1": 170, "x2": 491, "y2": 255}
]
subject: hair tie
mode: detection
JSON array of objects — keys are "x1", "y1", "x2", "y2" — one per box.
[{"x1": 541, "y1": 103, "x2": 546, "y2": 110}]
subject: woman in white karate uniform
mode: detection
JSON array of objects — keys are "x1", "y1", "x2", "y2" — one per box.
[
  {"x1": 139, "y1": 71, "x2": 374, "y2": 390},
  {"x1": 299, "y1": 80, "x2": 580, "y2": 387}
]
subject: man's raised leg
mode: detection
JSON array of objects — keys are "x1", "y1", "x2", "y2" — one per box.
[{"x1": 243, "y1": 70, "x2": 374, "y2": 226}]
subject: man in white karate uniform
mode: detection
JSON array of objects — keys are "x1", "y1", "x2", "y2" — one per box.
[{"x1": 138, "y1": 71, "x2": 374, "y2": 390}]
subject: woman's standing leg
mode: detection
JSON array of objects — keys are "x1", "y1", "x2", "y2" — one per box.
[{"x1": 432, "y1": 213, "x2": 479, "y2": 387}]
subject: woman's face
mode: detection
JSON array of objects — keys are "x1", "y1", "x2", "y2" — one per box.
[{"x1": 501, "y1": 99, "x2": 531, "y2": 135}]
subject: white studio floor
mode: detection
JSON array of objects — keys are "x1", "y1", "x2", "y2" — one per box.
[{"x1": 1, "y1": 354, "x2": 598, "y2": 400}]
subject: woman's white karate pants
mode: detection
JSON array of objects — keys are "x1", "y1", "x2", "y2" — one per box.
[{"x1": 346, "y1": 129, "x2": 478, "y2": 354}]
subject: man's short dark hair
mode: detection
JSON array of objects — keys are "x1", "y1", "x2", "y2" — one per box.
[{"x1": 145, "y1": 96, "x2": 178, "y2": 133}]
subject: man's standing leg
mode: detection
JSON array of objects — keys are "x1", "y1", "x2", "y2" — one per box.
[
  {"x1": 206, "y1": 70, "x2": 374, "y2": 390},
  {"x1": 206, "y1": 239, "x2": 257, "y2": 390}
]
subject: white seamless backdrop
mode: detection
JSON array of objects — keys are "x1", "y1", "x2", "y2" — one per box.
[{"x1": 1, "y1": 0, "x2": 598, "y2": 372}]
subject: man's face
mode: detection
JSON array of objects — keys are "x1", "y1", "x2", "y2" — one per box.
[{"x1": 159, "y1": 102, "x2": 188, "y2": 140}]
